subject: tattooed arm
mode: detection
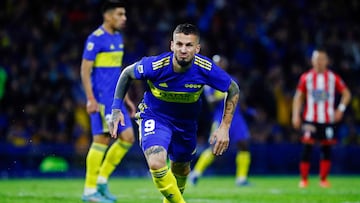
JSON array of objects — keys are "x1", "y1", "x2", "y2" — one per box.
[
  {"x1": 109, "y1": 64, "x2": 137, "y2": 138},
  {"x1": 209, "y1": 80, "x2": 240, "y2": 155}
]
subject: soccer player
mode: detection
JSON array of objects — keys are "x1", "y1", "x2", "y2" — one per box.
[
  {"x1": 109, "y1": 23, "x2": 240, "y2": 203},
  {"x1": 292, "y1": 48, "x2": 351, "y2": 188},
  {"x1": 80, "y1": 1, "x2": 135, "y2": 202},
  {"x1": 189, "y1": 54, "x2": 251, "y2": 187}
]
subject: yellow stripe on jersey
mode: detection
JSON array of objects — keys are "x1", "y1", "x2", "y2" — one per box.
[
  {"x1": 152, "y1": 56, "x2": 171, "y2": 70},
  {"x1": 147, "y1": 80, "x2": 203, "y2": 103},
  {"x1": 213, "y1": 90, "x2": 226, "y2": 100},
  {"x1": 94, "y1": 51, "x2": 123, "y2": 68},
  {"x1": 194, "y1": 56, "x2": 212, "y2": 71},
  {"x1": 93, "y1": 28, "x2": 105, "y2": 36}
]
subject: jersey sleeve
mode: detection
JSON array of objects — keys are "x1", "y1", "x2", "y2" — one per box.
[
  {"x1": 82, "y1": 35, "x2": 101, "y2": 61},
  {"x1": 206, "y1": 63, "x2": 232, "y2": 92},
  {"x1": 133, "y1": 57, "x2": 152, "y2": 80},
  {"x1": 335, "y1": 74, "x2": 347, "y2": 93},
  {"x1": 296, "y1": 73, "x2": 307, "y2": 93}
]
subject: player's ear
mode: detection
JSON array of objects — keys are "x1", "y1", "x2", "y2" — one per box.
[
  {"x1": 170, "y1": 41, "x2": 174, "y2": 52},
  {"x1": 195, "y1": 44, "x2": 200, "y2": 54}
]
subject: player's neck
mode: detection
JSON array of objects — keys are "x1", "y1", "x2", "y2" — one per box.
[
  {"x1": 172, "y1": 59, "x2": 191, "y2": 73},
  {"x1": 313, "y1": 67, "x2": 327, "y2": 73},
  {"x1": 102, "y1": 23, "x2": 115, "y2": 34}
]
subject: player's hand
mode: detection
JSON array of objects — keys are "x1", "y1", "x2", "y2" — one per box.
[
  {"x1": 109, "y1": 109, "x2": 125, "y2": 138},
  {"x1": 292, "y1": 114, "x2": 302, "y2": 129},
  {"x1": 86, "y1": 98, "x2": 99, "y2": 114},
  {"x1": 209, "y1": 125, "x2": 229, "y2": 156},
  {"x1": 334, "y1": 109, "x2": 344, "y2": 123}
]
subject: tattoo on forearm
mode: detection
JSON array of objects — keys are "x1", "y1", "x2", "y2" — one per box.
[
  {"x1": 223, "y1": 81, "x2": 240, "y2": 124},
  {"x1": 145, "y1": 146, "x2": 165, "y2": 157},
  {"x1": 114, "y1": 64, "x2": 136, "y2": 100}
]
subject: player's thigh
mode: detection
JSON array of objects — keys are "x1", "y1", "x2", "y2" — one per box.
[
  {"x1": 117, "y1": 111, "x2": 135, "y2": 143},
  {"x1": 168, "y1": 130, "x2": 197, "y2": 163},
  {"x1": 318, "y1": 124, "x2": 337, "y2": 145},
  {"x1": 137, "y1": 117, "x2": 172, "y2": 153}
]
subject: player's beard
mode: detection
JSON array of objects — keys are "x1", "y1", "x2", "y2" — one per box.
[{"x1": 175, "y1": 55, "x2": 193, "y2": 67}]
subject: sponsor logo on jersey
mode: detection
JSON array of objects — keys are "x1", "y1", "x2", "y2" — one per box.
[{"x1": 312, "y1": 89, "x2": 329, "y2": 101}]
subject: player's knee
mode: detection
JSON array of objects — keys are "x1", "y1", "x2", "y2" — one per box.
[
  {"x1": 320, "y1": 145, "x2": 332, "y2": 160},
  {"x1": 301, "y1": 144, "x2": 313, "y2": 161},
  {"x1": 237, "y1": 141, "x2": 249, "y2": 151},
  {"x1": 145, "y1": 146, "x2": 167, "y2": 170},
  {"x1": 171, "y1": 162, "x2": 190, "y2": 176},
  {"x1": 119, "y1": 128, "x2": 135, "y2": 144},
  {"x1": 147, "y1": 159, "x2": 167, "y2": 170},
  {"x1": 93, "y1": 134, "x2": 111, "y2": 145}
]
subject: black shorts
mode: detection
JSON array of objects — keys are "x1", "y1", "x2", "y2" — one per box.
[{"x1": 301, "y1": 122, "x2": 337, "y2": 145}]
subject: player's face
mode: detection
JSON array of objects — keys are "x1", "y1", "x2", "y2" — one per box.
[
  {"x1": 108, "y1": 8, "x2": 126, "y2": 30},
  {"x1": 171, "y1": 33, "x2": 200, "y2": 67},
  {"x1": 311, "y1": 51, "x2": 328, "y2": 72}
]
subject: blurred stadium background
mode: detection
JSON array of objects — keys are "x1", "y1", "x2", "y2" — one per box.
[{"x1": 0, "y1": 0, "x2": 360, "y2": 179}]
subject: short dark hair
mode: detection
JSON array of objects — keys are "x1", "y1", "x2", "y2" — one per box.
[
  {"x1": 313, "y1": 46, "x2": 328, "y2": 54},
  {"x1": 173, "y1": 23, "x2": 200, "y2": 38},
  {"x1": 101, "y1": 0, "x2": 125, "y2": 14}
]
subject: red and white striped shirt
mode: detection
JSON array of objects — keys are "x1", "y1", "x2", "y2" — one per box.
[{"x1": 297, "y1": 69, "x2": 347, "y2": 124}]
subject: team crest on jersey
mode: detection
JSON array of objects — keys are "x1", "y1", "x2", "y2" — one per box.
[
  {"x1": 87, "y1": 42, "x2": 94, "y2": 51},
  {"x1": 110, "y1": 44, "x2": 115, "y2": 50},
  {"x1": 119, "y1": 44, "x2": 124, "y2": 48}
]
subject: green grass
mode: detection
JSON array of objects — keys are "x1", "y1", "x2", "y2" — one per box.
[{"x1": 0, "y1": 176, "x2": 359, "y2": 203}]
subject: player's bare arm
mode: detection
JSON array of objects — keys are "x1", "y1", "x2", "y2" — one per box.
[
  {"x1": 109, "y1": 63, "x2": 137, "y2": 138},
  {"x1": 335, "y1": 87, "x2": 351, "y2": 122},
  {"x1": 80, "y1": 59, "x2": 99, "y2": 114},
  {"x1": 210, "y1": 80, "x2": 240, "y2": 156},
  {"x1": 292, "y1": 90, "x2": 305, "y2": 129}
]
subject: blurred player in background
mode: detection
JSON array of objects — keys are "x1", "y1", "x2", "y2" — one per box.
[
  {"x1": 109, "y1": 23, "x2": 240, "y2": 203},
  {"x1": 80, "y1": 0, "x2": 135, "y2": 202},
  {"x1": 292, "y1": 48, "x2": 351, "y2": 188},
  {"x1": 189, "y1": 55, "x2": 252, "y2": 187}
]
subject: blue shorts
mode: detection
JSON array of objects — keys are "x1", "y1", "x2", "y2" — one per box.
[
  {"x1": 90, "y1": 100, "x2": 132, "y2": 136},
  {"x1": 137, "y1": 111, "x2": 197, "y2": 162},
  {"x1": 211, "y1": 111, "x2": 250, "y2": 143}
]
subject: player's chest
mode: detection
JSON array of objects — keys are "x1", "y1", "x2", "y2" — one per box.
[
  {"x1": 100, "y1": 36, "x2": 123, "y2": 52},
  {"x1": 152, "y1": 71, "x2": 204, "y2": 92}
]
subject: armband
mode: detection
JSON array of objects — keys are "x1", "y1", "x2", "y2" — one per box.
[{"x1": 112, "y1": 98, "x2": 123, "y2": 109}]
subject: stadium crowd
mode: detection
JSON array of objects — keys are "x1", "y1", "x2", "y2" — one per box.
[{"x1": 1, "y1": 0, "x2": 360, "y2": 160}]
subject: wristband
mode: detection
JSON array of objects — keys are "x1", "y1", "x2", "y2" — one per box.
[
  {"x1": 338, "y1": 103, "x2": 346, "y2": 112},
  {"x1": 112, "y1": 98, "x2": 123, "y2": 109}
]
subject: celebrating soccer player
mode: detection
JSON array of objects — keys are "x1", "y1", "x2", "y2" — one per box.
[
  {"x1": 109, "y1": 23, "x2": 240, "y2": 203},
  {"x1": 292, "y1": 48, "x2": 351, "y2": 188},
  {"x1": 80, "y1": 1, "x2": 135, "y2": 202},
  {"x1": 189, "y1": 55, "x2": 252, "y2": 187}
]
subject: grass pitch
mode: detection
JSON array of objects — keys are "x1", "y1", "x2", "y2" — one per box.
[{"x1": 0, "y1": 176, "x2": 359, "y2": 203}]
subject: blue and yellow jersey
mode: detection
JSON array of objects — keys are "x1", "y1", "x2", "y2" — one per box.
[
  {"x1": 82, "y1": 26, "x2": 124, "y2": 102},
  {"x1": 133, "y1": 52, "x2": 232, "y2": 121}
]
